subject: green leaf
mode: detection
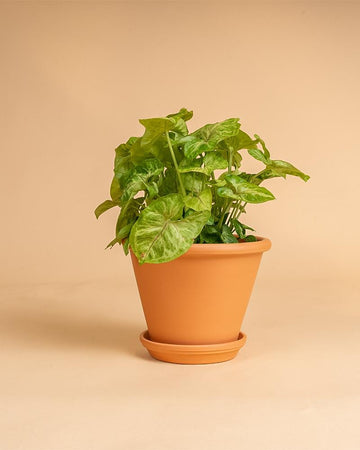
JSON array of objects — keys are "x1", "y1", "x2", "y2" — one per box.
[
  {"x1": 184, "y1": 188, "x2": 212, "y2": 212},
  {"x1": 116, "y1": 197, "x2": 145, "y2": 234},
  {"x1": 225, "y1": 174, "x2": 275, "y2": 203},
  {"x1": 94, "y1": 200, "x2": 118, "y2": 219},
  {"x1": 220, "y1": 129, "x2": 258, "y2": 152},
  {"x1": 123, "y1": 237, "x2": 130, "y2": 255},
  {"x1": 266, "y1": 160, "x2": 310, "y2": 182},
  {"x1": 179, "y1": 136, "x2": 210, "y2": 159},
  {"x1": 114, "y1": 138, "x2": 137, "y2": 187},
  {"x1": 166, "y1": 108, "x2": 193, "y2": 136},
  {"x1": 248, "y1": 148, "x2": 269, "y2": 164},
  {"x1": 231, "y1": 219, "x2": 255, "y2": 239},
  {"x1": 178, "y1": 156, "x2": 203, "y2": 173},
  {"x1": 231, "y1": 219, "x2": 246, "y2": 239},
  {"x1": 254, "y1": 135, "x2": 271, "y2": 159},
  {"x1": 106, "y1": 223, "x2": 134, "y2": 249},
  {"x1": 221, "y1": 224, "x2": 238, "y2": 243},
  {"x1": 110, "y1": 176, "x2": 121, "y2": 202},
  {"x1": 158, "y1": 168, "x2": 178, "y2": 195},
  {"x1": 203, "y1": 152, "x2": 228, "y2": 172},
  {"x1": 245, "y1": 235, "x2": 257, "y2": 242},
  {"x1": 200, "y1": 225, "x2": 221, "y2": 243},
  {"x1": 192, "y1": 118, "x2": 240, "y2": 146},
  {"x1": 178, "y1": 152, "x2": 227, "y2": 176},
  {"x1": 167, "y1": 108, "x2": 193, "y2": 122},
  {"x1": 121, "y1": 158, "x2": 164, "y2": 202},
  {"x1": 182, "y1": 172, "x2": 208, "y2": 193},
  {"x1": 129, "y1": 194, "x2": 209, "y2": 264},
  {"x1": 139, "y1": 117, "x2": 175, "y2": 146},
  {"x1": 217, "y1": 186, "x2": 240, "y2": 201}
]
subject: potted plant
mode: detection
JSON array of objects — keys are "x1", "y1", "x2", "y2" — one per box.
[{"x1": 95, "y1": 108, "x2": 309, "y2": 364}]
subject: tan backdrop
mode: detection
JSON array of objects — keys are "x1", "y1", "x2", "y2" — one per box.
[
  {"x1": 1, "y1": 2, "x2": 359, "y2": 450},
  {"x1": 1, "y1": 1, "x2": 359, "y2": 285}
]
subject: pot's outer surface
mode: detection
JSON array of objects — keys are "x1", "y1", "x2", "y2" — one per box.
[{"x1": 131, "y1": 237, "x2": 271, "y2": 345}]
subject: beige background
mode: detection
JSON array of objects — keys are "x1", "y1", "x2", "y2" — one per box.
[{"x1": 1, "y1": 1, "x2": 359, "y2": 449}]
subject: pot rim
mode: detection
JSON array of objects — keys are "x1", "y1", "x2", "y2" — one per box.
[{"x1": 181, "y1": 236, "x2": 271, "y2": 257}]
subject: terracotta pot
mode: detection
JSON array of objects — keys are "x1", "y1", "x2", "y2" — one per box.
[{"x1": 131, "y1": 236, "x2": 271, "y2": 364}]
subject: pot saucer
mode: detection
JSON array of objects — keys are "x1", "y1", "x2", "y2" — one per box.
[{"x1": 139, "y1": 331, "x2": 247, "y2": 365}]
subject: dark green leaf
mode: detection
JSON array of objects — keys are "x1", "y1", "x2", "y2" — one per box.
[
  {"x1": 94, "y1": 200, "x2": 118, "y2": 219},
  {"x1": 245, "y1": 235, "x2": 257, "y2": 242},
  {"x1": 231, "y1": 219, "x2": 246, "y2": 239},
  {"x1": 158, "y1": 168, "x2": 178, "y2": 195},
  {"x1": 116, "y1": 197, "x2": 145, "y2": 234},
  {"x1": 110, "y1": 176, "x2": 121, "y2": 202},
  {"x1": 221, "y1": 224, "x2": 238, "y2": 243}
]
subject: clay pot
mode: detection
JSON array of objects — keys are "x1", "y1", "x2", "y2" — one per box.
[{"x1": 131, "y1": 237, "x2": 271, "y2": 364}]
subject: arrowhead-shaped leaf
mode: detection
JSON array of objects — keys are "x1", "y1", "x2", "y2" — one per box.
[
  {"x1": 220, "y1": 174, "x2": 275, "y2": 203},
  {"x1": 129, "y1": 194, "x2": 209, "y2": 263}
]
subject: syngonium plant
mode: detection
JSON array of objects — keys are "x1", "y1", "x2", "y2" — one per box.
[{"x1": 95, "y1": 108, "x2": 309, "y2": 264}]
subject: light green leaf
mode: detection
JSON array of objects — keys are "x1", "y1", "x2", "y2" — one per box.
[
  {"x1": 121, "y1": 158, "x2": 164, "y2": 202},
  {"x1": 192, "y1": 118, "x2": 240, "y2": 146},
  {"x1": 167, "y1": 108, "x2": 193, "y2": 122},
  {"x1": 203, "y1": 152, "x2": 228, "y2": 172},
  {"x1": 220, "y1": 129, "x2": 258, "y2": 152},
  {"x1": 217, "y1": 186, "x2": 240, "y2": 200},
  {"x1": 114, "y1": 138, "x2": 137, "y2": 187},
  {"x1": 225, "y1": 174, "x2": 275, "y2": 203},
  {"x1": 179, "y1": 136, "x2": 210, "y2": 159},
  {"x1": 266, "y1": 160, "x2": 310, "y2": 182},
  {"x1": 248, "y1": 148, "x2": 269, "y2": 164},
  {"x1": 254, "y1": 134, "x2": 271, "y2": 159},
  {"x1": 184, "y1": 188, "x2": 212, "y2": 212},
  {"x1": 182, "y1": 172, "x2": 208, "y2": 193},
  {"x1": 129, "y1": 194, "x2": 209, "y2": 264},
  {"x1": 94, "y1": 200, "x2": 119, "y2": 219},
  {"x1": 139, "y1": 117, "x2": 175, "y2": 146}
]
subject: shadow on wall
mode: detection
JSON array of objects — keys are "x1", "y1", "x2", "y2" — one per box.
[{"x1": 0, "y1": 302, "x2": 150, "y2": 360}]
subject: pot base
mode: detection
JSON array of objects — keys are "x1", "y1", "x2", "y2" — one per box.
[{"x1": 139, "y1": 331, "x2": 247, "y2": 365}]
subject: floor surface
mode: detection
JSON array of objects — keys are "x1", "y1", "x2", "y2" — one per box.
[{"x1": 1, "y1": 278, "x2": 359, "y2": 450}]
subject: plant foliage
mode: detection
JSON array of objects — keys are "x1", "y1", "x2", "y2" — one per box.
[{"x1": 95, "y1": 108, "x2": 309, "y2": 263}]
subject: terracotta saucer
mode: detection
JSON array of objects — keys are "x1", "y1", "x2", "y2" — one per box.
[{"x1": 139, "y1": 331, "x2": 247, "y2": 365}]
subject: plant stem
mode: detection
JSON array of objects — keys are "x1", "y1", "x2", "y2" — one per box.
[
  {"x1": 228, "y1": 148, "x2": 233, "y2": 173},
  {"x1": 218, "y1": 200, "x2": 232, "y2": 230},
  {"x1": 234, "y1": 201, "x2": 248, "y2": 220},
  {"x1": 165, "y1": 131, "x2": 186, "y2": 197}
]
